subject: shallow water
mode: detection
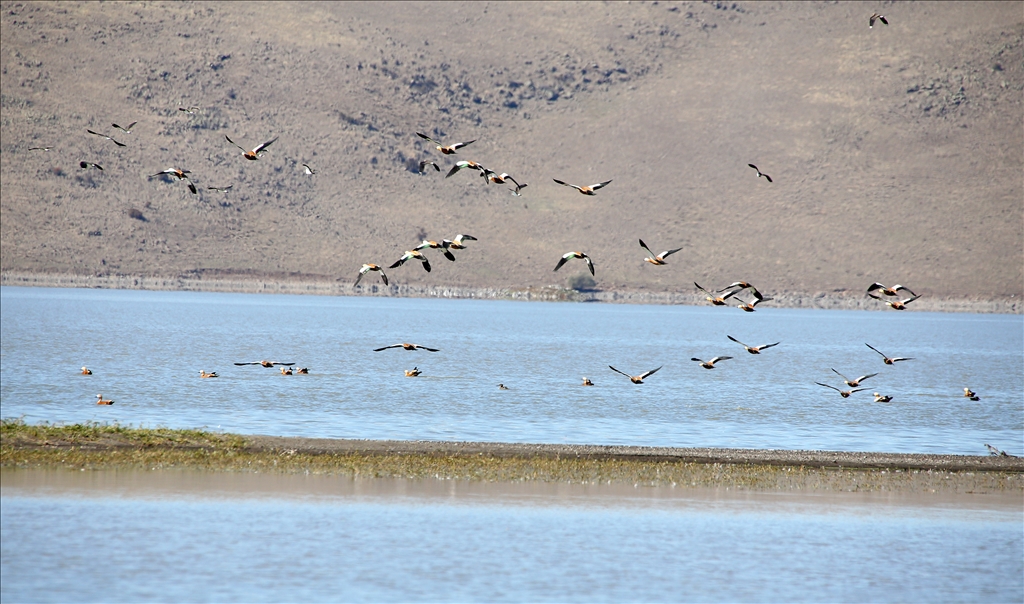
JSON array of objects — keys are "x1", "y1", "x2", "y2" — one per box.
[
  {"x1": 1, "y1": 286, "x2": 1021, "y2": 454},
  {"x1": 2, "y1": 469, "x2": 1021, "y2": 603}
]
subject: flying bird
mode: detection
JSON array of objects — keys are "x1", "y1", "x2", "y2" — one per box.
[
  {"x1": 865, "y1": 343, "x2": 913, "y2": 365},
  {"x1": 867, "y1": 292, "x2": 920, "y2": 310},
  {"x1": 639, "y1": 239, "x2": 683, "y2": 265},
  {"x1": 694, "y1": 282, "x2": 732, "y2": 306},
  {"x1": 735, "y1": 296, "x2": 772, "y2": 312},
  {"x1": 405, "y1": 367, "x2": 422, "y2": 377},
  {"x1": 225, "y1": 135, "x2": 278, "y2": 160},
  {"x1": 28, "y1": 146, "x2": 53, "y2": 151},
  {"x1": 302, "y1": 163, "x2": 316, "y2": 175},
  {"x1": 374, "y1": 343, "x2": 440, "y2": 352},
  {"x1": 553, "y1": 251, "x2": 595, "y2": 276},
  {"x1": 748, "y1": 164, "x2": 772, "y2": 182},
  {"x1": 608, "y1": 365, "x2": 662, "y2": 384},
  {"x1": 207, "y1": 185, "x2": 233, "y2": 192},
  {"x1": 867, "y1": 282, "x2": 916, "y2": 297},
  {"x1": 509, "y1": 182, "x2": 528, "y2": 196},
  {"x1": 112, "y1": 121, "x2": 137, "y2": 133},
  {"x1": 96, "y1": 394, "x2": 114, "y2": 405},
  {"x1": 869, "y1": 13, "x2": 888, "y2": 27},
  {"x1": 178, "y1": 106, "x2": 200, "y2": 114},
  {"x1": 445, "y1": 160, "x2": 487, "y2": 179},
  {"x1": 552, "y1": 178, "x2": 612, "y2": 195},
  {"x1": 483, "y1": 169, "x2": 523, "y2": 190},
  {"x1": 414, "y1": 240, "x2": 457, "y2": 261},
  {"x1": 727, "y1": 335, "x2": 780, "y2": 354},
  {"x1": 150, "y1": 168, "x2": 197, "y2": 194},
  {"x1": 816, "y1": 382, "x2": 868, "y2": 398},
  {"x1": 419, "y1": 160, "x2": 440, "y2": 173},
  {"x1": 355, "y1": 263, "x2": 389, "y2": 286},
  {"x1": 691, "y1": 356, "x2": 732, "y2": 369},
  {"x1": 199, "y1": 370, "x2": 219, "y2": 378},
  {"x1": 79, "y1": 161, "x2": 103, "y2": 170},
  {"x1": 831, "y1": 368, "x2": 878, "y2": 387},
  {"x1": 389, "y1": 250, "x2": 432, "y2": 272},
  {"x1": 443, "y1": 234, "x2": 477, "y2": 250},
  {"x1": 717, "y1": 281, "x2": 764, "y2": 301},
  {"x1": 234, "y1": 360, "x2": 295, "y2": 367},
  {"x1": 86, "y1": 129, "x2": 126, "y2": 147},
  {"x1": 416, "y1": 132, "x2": 476, "y2": 155}
]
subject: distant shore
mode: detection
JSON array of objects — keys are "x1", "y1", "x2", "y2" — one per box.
[{"x1": 1, "y1": 271, "x2": 1019, "y2": 313}]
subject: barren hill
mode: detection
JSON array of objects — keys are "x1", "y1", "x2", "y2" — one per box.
[{"x1": 2, "y1": 1, "x2": 1021, "y2": 303}]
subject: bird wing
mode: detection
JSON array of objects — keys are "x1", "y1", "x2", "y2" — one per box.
[
  {"x1": 815, "y1": 382, "x2": 840, "y2": 392},
  {"x1": 442, "y1": 249, "x2": 456, "y2": 262},
  {"x1": 866, "y1": 282, "x2": 886, "y2": 294},
  {"x1": 234, "y1": 362, "x2": 262, "y2": 365},
  {"x1": 207, "y1": 185, "x2": 233, "y2": 191},
  {"x1": 379, "y1": 270, "x2": 389, "y2": 286},
  {"x1": 638, "y1": 239, "x2": 656, "y2": 257},
  {"x1": 456, "y1": 234, "x2": 477, "y2": 242},
  {"x1": 374, "y1": 345, "x2": 402, "y2": 352},
  {"x1": 901, "y1": 295, "x2": 921, "y2": 304},
  {"x1": 389, "y1": 253, "x2": 411, "y2": 268},
  {"x1": 865, "y1": 343, "x2": 887, "y2": 358},
  {"x1": 759, "y1": 342, "x2": 781, "y2": 350},
  {"x1": 590, "y1": 180, "x2": 612, "y2": 190},
  {"x1": 416, "y1": 132, "x2": 443, "y2": 146},
  {"x1": 608, "y1": 366, "x2": 632, "y2": 379},
  {"x1": 552, "y1": 179, "x2": 580, "y2": 190},
  {"x1": 553, "y1": 255, "x2": 572, "y2": 272},
  {"x1": 421, "y1": 257, "x2": 432, "y2": 272},
  {"x1": 694, "y1": 282, "x2": 716, "y2": 297},
  {"x1": 660, "y1": 247, "x2": 683, "y2": 259},
  {"x1": 451, "y1": 140, "x2": 476, "y2": 151},
  {"x1": 831, "y1": 368, "x2": 851, "y2": 381},
  {"x1": 763, "y1": 173, "x2": 772, "y2": 182},
  {"x1": 417, "y1": 346, "x2": 441, "y2": 352},
  {"x1": 253, "y1": 137, "x2": 278, "y2": 154},
  {"x1": 856, "y1": 373, "x2": 879, "y2": 383},
  {"x1": 225, "y1": 135, "x2": 247, "y2": 152},
  {"x1": 891, "y1": 357, "x2": 913, "y2": 362},
  {"x1": 690, "y1": 358, "x2": 705, "y2": 363},
  {"x1": 709, "y1": 357, "x2": 732, "y2": 364},
  {"x1": 639, "y1": 366, "x2": 663, "y2": 379},
  {"x1": 892, "y1": 284, "x2": 917, "y2": 296},
  {"x1": 187, "y1": 182, "x2": 197, "y2": 194},
  {"x1": 727, "y1": 335, "x2": 749, "y2": 348},
  {"x1": 584, "y1": 255, "x2": 595, "y2": 276}
]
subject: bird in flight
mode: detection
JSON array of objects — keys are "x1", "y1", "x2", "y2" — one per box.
[
  {"x1": 225, "y1": 135, "x2": 278, "y2": 160},
  {"x1": 816, "y1": 382, "x2": 868, "y2": 398},
  {"x1": 608, "y1": 365, "x2": 662, "y2": 384},
  {"x1": 509, "y1": 182, "x2": 528, "y2": 196},
  {"x1": 414, "y1": 240, "x2": 457, "y2": 262},
  {"x1": 28, "y1": 146, "x2": 53, "y2": 151},
  {"x1": 483, "y1": 169, "x2": 523, "y2": 189},
  {"x1": 869, "y1": 13, "x2": 888, "y2": 28},
  {"x1": 390, "y1": 250, "x2": 432, "y2": 272},
  {"x1": 419, "y1": 160, "x2": 440, "y2": 173},
  {"x1": 234, "y1": 360, "x2": 295, "y2": 367},
  {"x1": 302, "y1": 163, "x2": 316, "y2": 175},
  {"x1": 735, "y1": 295, "x2": 772, "y2": 312},
  {"x1": 727, "y1": 335, "x2": 780, "y2": 354},
  {"x1": 445, "y1": 160, "x2": 487, "y2": 179},
  {"x1": 207, "y1": 185, "x2": 233, "y2": 192},
  {"x1": 694, "y1": 282, "x2": 733, "y2": 306},
  {"x1": 867, "y1": 292, "x2": 920, "y2": 310},
  {"x1": 552, "y1": 178, "x2": 612, "y2": 195},
  {"x1": 691, "y1": 356, "x2": 732, "y2": 369},
  {"x1": 639, "y1": 239, "x2": 683, "y2": 265},
  {"x1": 717, "y1": 281, "x2": 765, "y2": 301},
  {"x1": 112, "y1": 121, "x2": 137, "y2": 133},
  {"x1": 831, "y1": 368, "x2": 878, "y2": 387},
  {"x1": 79, "y1": 161, "x2": 103, "y2": 170},
  {"x1": 865, "y1": 343, "x2": 913, "y2": 365},
  {"x1": 867, "y1": 282, "x2": 916, "y2": 297},
  {"x1": 86, "y1": 129, "x2": 126, "y2": 147},
  {"x1": 443, "y1": 234, "x2": 477, "y2": 250},
  {"x1": 374, "y1": 343, "x2": 440, "y2": 352},
  {"x1": 355, "y1": 263, "x2": 388, "y2": 286},
  {"x1": 416, "y1": 132, "x2": 475, "y2": 155},
  {"x1": 748, "y1": 164, "x2": 772, "y2": 182},
  {"x1": 150, "y1": 168, "x2": 197, "y2": 194},
  {"x1": 553, "y1": 251, "x2": 595, "y2": 276},
  {"x1": 178, "y1": 106, "x2": 201, "y2": 114}
]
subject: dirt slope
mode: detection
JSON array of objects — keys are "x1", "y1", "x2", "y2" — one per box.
[{"x1": 1, "y1": 1, "x2": 1021, "y2": 301}]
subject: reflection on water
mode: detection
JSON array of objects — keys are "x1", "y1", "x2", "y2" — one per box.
[{"x1": 1, "y1": 286, "x2": 1021, "y2": 454}]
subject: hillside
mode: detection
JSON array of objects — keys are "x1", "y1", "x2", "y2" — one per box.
[{"x1": 2, "y1": 1, "x2": 1021, "y2": 303}]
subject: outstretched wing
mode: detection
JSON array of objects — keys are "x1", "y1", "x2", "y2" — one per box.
[
  {"x1": 583, "y1": 255, "x2": 595, "y2": 276},
  {"x1": 589, "y1": 180, "x2": 612, "y2": 190},
  {"x1": 450, "y1": 140, "x2": 476, "y2": 151},
  {"x1": 225, "y1": 135, "x2": 247, "y2": 152},
  {"x1": 727, "y1": 335, "x2": 749, "y2": 348},
  {"x1": 815, "y1": 382, "x2": 840, "y2": 392},
  {"x1": 638, "y1": 239, "x2": 656, "y2": 257},
  {"x1": 254, "y1": 137, "x2": 278, "y2": 154},
  {"x1": 709, "y1": 356, "x2": 732, "y2": 364},
  {"x1": 660, "y1": 247, "x2": 683, "y2": 259},
  {"x1": 416, "y1": 132, "x2": 443, "y2": 146},
  {"x1": 639, "y1": 366, "x2": 663, "y2": 379},
  {"x1": 374, "y1": 344, "x2": 402, "y2": 352},
  {"x1": 608, "y1": 366, "x2": 632, "y2": 379},
  {"x1": 831, "y1": 368, "x2": 851, "y2": 382},
  {"x1": 553, "y1": 255, "x2": 572, "y2": 272},
  {"x1": 416, "y1": 345, "x2": 441, "y2": 352}
]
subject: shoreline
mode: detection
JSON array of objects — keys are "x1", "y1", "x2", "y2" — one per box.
[{"x1": 2, "y1": 271, "x2": 1019, "y2": 313}]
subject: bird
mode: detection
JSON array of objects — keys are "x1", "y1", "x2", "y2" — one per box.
[
  {"x1": 694, "y1": 282, "x2": 732, "y2": 306},
  {"x1": 234, "y1": 360, "x2": 295, "y2": 367},
  {"x1": 867, "y1": 283, "x2": 917, "y2": 297},
  {"x1": 207, "y1": 185, "x2": 233, "y2": 192},
  {"x1": 79, "y1": 161, "x2": 103, "y2": 170},
  {"x1": 552, "y1": 178, "x2": 612, "y2": 195},
  {"x1": 355, "y1": 263, "x2": 389, "y2": 286},
  {"x1": 748, "y1": 164, "x2": 772, "y2": 182},
  {"x1": 81, "y1": 366, "x2": 93, "y2": 375},
  {"x1": 405, "y1": 367, "x2": 422, "y2": 377},
  {"x1": 964, "y1": 387, "x2": 980, "y2": 401},
  {"x1": 608, "y1": 365, "x2": 662, "y2": 384},
  {"x1": 443, "y1": 234, "x2": 477, "y2": 250},
  {"x1": 86, "y1": 129, "x2": 126, "y2": 147},
  {"x1": 831, "y1": 369, "x2": 878, "y2": 387},
  {"x1": 416, "y1": 132, "x2": 476, "y2": 155},
  {"x1": 295, "y1": 367, "x2": 309, "y2": 374},
  {"x1": 199, "y1": 370, "x2": 219, "y2": 378},
  {"x1": 302, "y1": 163, "x2": 316, "y2": 175},
  {"x1": 865, "y1": 343, "x2": 914, "y2": 365},
  {"x1": 985, "y1": 444, "x2": 1014, "y2": 457},
  {"x1": 414, "y1": 240, "x2": 457, "y2": 262},
  {"x1": 691, "y1": 356, "x2": 732, "y2": 369},
  {"x1": 445, "y1": 160, "x2": 487, "y2": 179},
  {"x1": 867, "y1": 292, "x2": 920, "y2": 310},
  {"x1": 727, "y1": 335, "x2": 780, "y2": 354},
  {"x1": 816, "y1": 382, "x2": 868, "y2": 398},
  {"x1": 717, "y1": 281, "x2": 764, "y2": 301},
  {"x1": 225, "y1": 135, "x2": 278, "y2": 160},
  {"x1": 869, "y1": 13, "x2": 888, "y2": 27},
  {"x1": 112, "y1": 121, "x2": 137, "y2": 133},
  {"x1": 873, "y1": 393, "x2": 893, "y2": 403},
  {"x1": 389, "y1": 250, "x2": 432, "y2": 272},
  {"x1": 150, "y1": 168, "x2": 197, "y2": 194},
  {"x1": 178, "y1": 106, "x2": 200, "y2": 114},
  {"x1": 735, "y1": 296, "x2": 772, "y2": 312},
  {"x1": 582, "y1": 377, "x2": 594, "y2": 386},
  {"x1": 374, "y1": 343, "x2": 440, "y2": 352},
  {"x1": 95, "y1": 394, "x2": 114, "y2": 405},
  {"x1": 498, "y1": 383, "x2": 510, "y2": 390},
  {"x1": 553, "y1": 251, "x2": 595, "y2": 276},
  {"x1": 483, "y1": 169, "x2": 523, "y2": 190},
  {"x1": 28, "y1": 146, "x2": 53, "y2": 151},
  {"x1": 419, "y1": 160, "x2": 440, "y2": 173},
  {"x1": 509, "y1": 182, "x2": 528, "y2": 196},
  {"x1": 280, "y1": 366, "x2": 293, "y2": 375},
  {"x1": 639, "y1": 239, "x2": 683, "y2": 265}
]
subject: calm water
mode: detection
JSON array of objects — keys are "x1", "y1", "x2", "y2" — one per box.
[
  {"x1": 2, "y1": 470, "x2": 1022, "y2": 603},
  {"x1": 1, "y1": 286, "x2": 1022, "y2": 454}
]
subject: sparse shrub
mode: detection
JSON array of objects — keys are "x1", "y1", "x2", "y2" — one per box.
[{"x1": 568, "y1": 274, "x2": 596, "y2": 291}]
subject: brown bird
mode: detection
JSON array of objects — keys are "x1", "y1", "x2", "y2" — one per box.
[
  {"x1": 553, "y1": 251, "x2": 595, "y2": 276},
  {"x1": 443, "y1": 234, "x2": 477, "y2": 250},
  {"x1": 735, "y1": 296, "x2": 772, "y2": 312},
  {"x1": 405, "y1": 367, "x2": 422, "y2": 377},
  {"x1": 867, "y1": 283, "x2": 916, "y2": 297},
  {"x1": 374, "y1": 343, "x2": 440, "y2": 352},
  {"x1": 280, "y1": 366, "x2": 293, "y2": 375},
  {"x1": 112, "y1": 121, "x2": 137, "y2": 134},
  {"x1": 414, "y1": 240, "x2": 457, "y2": 262},
  {"x1": 869, "y1": 13, "x2": 888, "y2": 27},
  {"x1": 831, "y1": 368, "x2": 878, "y2": 387},
  {"x1": 717, "y1": 281, "x2": 764, "y2": 301},
  {"x1": 691, "y1": 356, "x2": 732, "y2": 369},
  {"x1": 865, "y1": 343, "x2": 913, "y2": 365},
  {"x1": 639, "y1": 239, "x2": 683, "y2": 265},
  {"x1": 582, "y1": 377, "x2": 594, "y2": 386},
  {"x1": 199, "y1": 370, "x2": 219, "y2": 378},
  {"x1": 609, "y1": 365, "x2": 662, "y2": 384},
  {"x1": 867, "y1": 292, "x2": 920, "y2": 310},
  {"x1": 81, "y1": 366, "x2": 93, "y2": 375},
  {"x1": 748, "y1": 164, "x2": 772, "y2": 182},
  {"x1": 86, "y1": 129, "x2": 126, "y2": 147},
  {"x1": 445, "y1": 160, "x2": 488, "y2": 179},
  {"x1": 419, "y1": 160, "x2": 440, "y2": 173},
  {"x1": 498, "y1": 383, "x2": 510, "y2": 390},
  {"x1": 79, "y1": 161, "x2": 104, "y2": 170},
  {"x1": 417, "y1": 132, "x2": 476, "y2": 155},
  {"x1": 234, "y1": 360, "x2": 295, "y2": 367},
  {"x1": 225, "y1": 135, "x2": 278, "y2": 160},
  {"x1": 389, "y1": 250, "x2": 432, "y2": 272},
  {"x1": 727, "y1": 335, "x2": 780, "y2": 354},
  {"x1": 355, "y1": 263, "x2": 389, "y2": 286},
  {"x1": 816, "y1": 382, "x2": 868, "y2": 398},
  {"x1": 509, "y1": 182, "x2": 529, "y2": 196},
  {"x1": 150, "y1": 168, "x2": 197, "y2": 194},
  {"x1": 552, "y1": 178, "x2": 612, "y2": 195},
  {"x1": 295, "y1": 367, "x2": 309, "y2": 374},
  {"x1": 873, "y1": 393, "x2": 893, "y2": 403},
  {"x1": 964, "y1": 387, "x2": 980, "y2": 401},
  {"x1": 694, "y1": 282, "x2": 731, "y2": 306},
  {"x1": 95, "y1": 394, "x2": 114, "y2": 405},
  {"x1": 484, "y1": 169, "x2": 523, "y2": 189}
]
